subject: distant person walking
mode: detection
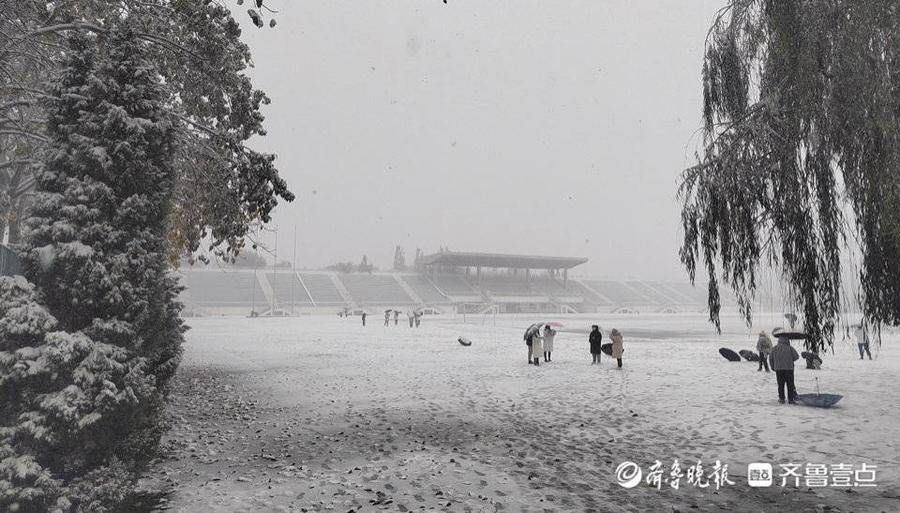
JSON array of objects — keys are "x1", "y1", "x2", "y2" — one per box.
[
  {"x1": 756, "y1": 331, "x2": 772, "y2": 372},
  {"x1": 589, "y1": 325, "x2": 603, "y2": 364},
  {"x1": 384, "y1": 311, "x2": 390, "y2": 327},
  {"x1": 393, "y1": 310, "x2": 399, "y2": 326},
  {"x1": 769, "y1": 333, "x2": 800, "y2": 404},
  {"x1": 361, "y1": 312, "x2": 367, "y2": 327},
  {"x1": 408, "y1": 311, "x2": 415, "y2": 328},
  {"x1": 854, "y1": 323, "x2": 872, "y2": 360},
  {"x1": 414, "y1": 311, "x2": 422, "y2": 328},
  {"x1": 610, "y1": 328, "x2": 624, "y2": 369},
  {"x1": 543, "y1": 325, "x2": 556, "y2": 362}
]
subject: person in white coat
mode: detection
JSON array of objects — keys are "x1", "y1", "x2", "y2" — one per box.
[
  {"x1": 610, "y1": 329, "x2": 624, "y2": 369},
  {"x1": 531, "y1": 330, "x2": 544, "y2": 366},
  {"x1": 542, "y1": 325, "x2": 556, "y2": 362}
]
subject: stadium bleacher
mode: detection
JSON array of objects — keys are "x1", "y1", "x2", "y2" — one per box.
[
  {"x1": 583, "y1": 280, "x2": 647, "y2": 305},
  {"x1": 177, "y1": 250, "x2": 738, "y2": 315},
  {"x1": 666, "y1": 282, "x2": 710, "y2": 304},
  {"x1": 625, "y1": 281, "x2": 672, "y2": 305},
  {"x1": 400, "y1": 274, "x2": 450, "y2": 303},
  {"x1": 299, "y1": 273, "x2": 345, "y2": 304},
  {"x1": 571, "y1": 281, "x2": 613, "y2": 305},
  {"x1": 180, "y1": 269, "x2": 265, "y2": 307},
  {"x1": 530, "y1": 278, "x2": 570, "y2": 296},
  {"x1": 479, "y1": 274, "x2": 537, "y2": 296},
  {"x1": 266, "y1": 273, "x2": 313, "y2": 305},
  {"x1": 337, "y1": 274, "x2": 414, "y2": 305},
  {"x1": 430, "y1": 275, "x2": 481, "y2": 297}
]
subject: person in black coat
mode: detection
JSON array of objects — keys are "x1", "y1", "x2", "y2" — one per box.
[
  {"x1": 589, "y1": 325, "x2": 603, "y2": 364},
  {"x1": 525, "y1": 331, "x2": 534, "y2": 364}
]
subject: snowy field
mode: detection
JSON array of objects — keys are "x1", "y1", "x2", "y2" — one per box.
[{"x1": 143, "y1": 313, "x2": 900, "y2": 512}]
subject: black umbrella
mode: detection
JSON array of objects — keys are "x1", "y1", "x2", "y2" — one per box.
[
  {"x1": 775, "y1": 331, "x2": 807, "y2": 340},
  {"x1": 524, "y1": 323, "x2": 543, "y2": 340}
]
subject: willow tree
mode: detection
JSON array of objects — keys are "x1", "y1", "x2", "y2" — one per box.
[{"x1": 679, "y1": 0, "x2": 900, "y2": 350}]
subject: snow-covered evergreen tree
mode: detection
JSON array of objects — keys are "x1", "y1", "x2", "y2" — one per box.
[{"x1": 0, "y1": 22, "x2": 183, "y2": 512}]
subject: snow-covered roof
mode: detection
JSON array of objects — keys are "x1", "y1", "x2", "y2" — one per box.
[{"x1": 420, "y1": 251, "x2": 587, "y2": 270}]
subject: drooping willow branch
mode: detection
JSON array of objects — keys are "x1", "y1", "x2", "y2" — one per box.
[{"x1": 679, "y1": 0, "x2": 900, "y2": 351}]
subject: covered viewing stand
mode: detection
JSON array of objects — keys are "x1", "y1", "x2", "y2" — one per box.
[{"x1": 419, "y1": 250, "x2": 588, "y2": 288}]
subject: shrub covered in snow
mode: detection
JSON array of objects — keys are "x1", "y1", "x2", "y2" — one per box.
[{"x1": 0, "y1": 23, "x2": 183, "y2": 512}]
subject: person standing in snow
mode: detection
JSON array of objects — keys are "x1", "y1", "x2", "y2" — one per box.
[
  {"x1": 589, "y1": 325, "x2": 603, "y2": 364},
  {"x1": 384, "y1": 310, "x2": 390, "y2": 327},
  {"x1": 756, "y1": 331, "x2": 772, "y2": 372},
  {"x1": 543, "y1": 325, "x2": 556, "y2": 362},
  {"x1": 414, "y1": 311, "x2": 422, "y2": 328},
  {"x1": 610, "y1": 328, "x2": 625, "y2": 369},
  {"x1": 525, "y1": 333, "x2": 534, "y2": 365},
  {"x1": 393, "y1": 310, "x2": 399, "y2": 326},
  {"x1": 854, "y1": 323, "x2": 872, "y2": 360},
  {"x1": 361, "y1": 312, "x2": 367, "y2": 327},
  {"x1": 768, "y1": 333, "x2": 800, "y2": 404},
  {"x1": 531, "y1": 328, "x2": 544, "y2": 366},
  {"x1": 408, "y1": 311, "x2": 415, "y2": 328}
]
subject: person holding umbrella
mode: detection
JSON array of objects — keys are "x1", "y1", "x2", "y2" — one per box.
[
  {"x1": 589, "y1": 325, "x2": 603, "y2": 364},
  {"x1": 524, "y1": 325, "x2": 536, "y2": 364},
  {"x1": 531, "y1": 327, "x2": 544, "y2": 366},
  {"x1": 769, "y1": 330, "x2": 800, "y2": 404},
  {"x1": 543, "y1": 324, "x2": 556, "y2": 362}
]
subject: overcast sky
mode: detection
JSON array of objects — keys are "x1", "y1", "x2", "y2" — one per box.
[{"x1": 233, "y1": 0, "x2": 724, "y2": 280}]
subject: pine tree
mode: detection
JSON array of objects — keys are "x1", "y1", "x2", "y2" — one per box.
[{"x1": 0, "y1": 23, "x2": 183, "y2": 512}]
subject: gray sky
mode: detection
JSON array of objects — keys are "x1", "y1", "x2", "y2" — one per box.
[{"x1": 234, "y1": 0, "x2": 724, "y2": 280}]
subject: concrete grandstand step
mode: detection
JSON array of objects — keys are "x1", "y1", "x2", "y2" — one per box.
[
  {"x1": 394, "y1": 274, "x2": 423, "y2": 305},
  {"x1": 328, "y1": 273, "x2": 355, "y2": 307},
  {"x1": 255, "y1": 270, "x2": 275, "y2": 310}
]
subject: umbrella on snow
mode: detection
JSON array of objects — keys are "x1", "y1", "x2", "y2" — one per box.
[{"x1": 796, "y1": 377, "x2": 842, "y2": 408}]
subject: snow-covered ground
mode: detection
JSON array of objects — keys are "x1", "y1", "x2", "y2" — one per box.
[{"x1": 144, "y1": 313, "x2": 900, "y2": 512}]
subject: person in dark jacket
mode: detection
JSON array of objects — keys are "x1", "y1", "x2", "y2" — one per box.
[
  {"x1": 361, "y1": 312, "x2": 367, "y2": 326},
  {"x1": 525, "y1": 331, "x2": 534, "y2": 364},
  {"x1": 769, "y1": 334, "x2": 800, "y2": 404},
  {"x1": 589, "y1": 325, "x2": 603, "y2": 364}
]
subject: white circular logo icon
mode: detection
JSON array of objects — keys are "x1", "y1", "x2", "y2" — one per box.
[{"x1": 616, "y1": 461, "x2": 643, "y2": 488}]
